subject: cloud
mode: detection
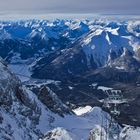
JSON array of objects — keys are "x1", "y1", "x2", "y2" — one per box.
[{"x1": 0, "y1": 0, "x2": 139, "y2": 14}]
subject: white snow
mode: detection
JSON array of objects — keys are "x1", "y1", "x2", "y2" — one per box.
[
  {"x1": 83, "y1": 28, "x2": 103, "y2": 45},
  {"x1": 0, "y1": 29, "x2": 11, "y2": 40},
  {"x1": 73, "y1": 106, "x2": 92, "y2": 116},
  {"x1": 106, "y1": 33, "x2": 111, "y2": 45},
  {"x1": 90, "y1": 83, "x2": 98, "y2": 88},
  {"x1": 97, "y1": 86, "x2": 113, "y2": 91},
  {"x1": 115, "y1": 66, "x2": 125, "y2": 70},
  {"x1": 68, "y1": 86, "x2": 74, "y2": 90},
  {"x1": 9, "y1": 64, "x2": 31, "y2": 82},
  {"x1": 106, "y1": 27, "x2": 119, "y2": 35},
  {"x1": 127, "y1": 21, "x2": 140, "y2": 37},
  {"x1": 120, "y1": 126, "x2": 140, "y2": 140}
]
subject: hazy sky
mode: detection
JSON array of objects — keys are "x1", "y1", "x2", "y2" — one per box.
[{"x1": 0, "y1": 0, "x2": 140, "y2": 14}]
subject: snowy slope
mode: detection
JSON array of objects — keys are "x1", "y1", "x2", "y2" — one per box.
[
  {"x1": 0, "y1": 58, "x2": 39, "y2": 139},
  {"x1": 0, "y1": 57, "x2": 118, "y2": 140},
  {"x1": 80, "y1": 25, "x2": 138, "y2": 67},
  {"x1": 40, "y1": 106, "x2": 114, "y2": 140},
  {"x1": 120, "y1": 126, "x2": 140, "y2": 140}
]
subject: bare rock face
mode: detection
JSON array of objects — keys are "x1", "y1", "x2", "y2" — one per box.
[
  {"x1": 38, "y1": 86, "x2": 71, "y2": 116},
  {"x1": 108, "y1": 48, "x2": 140, "y2": 72}
]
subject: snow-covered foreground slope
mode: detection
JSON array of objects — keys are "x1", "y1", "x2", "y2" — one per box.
[
  {"x1": 27, "y1": 88, "x2": 113, "y2": 140},
  {"x1": 0, "y1": 57, "x2": 117, "y2": 140},
  {"x1": 0, "y1": 58, "x2": 39, "y2": 139},
  {"x1": 41, "y1": 106, "x2": 140, "y2": 140},
  {"x1": 40, "y1": 107, "x2": 112, "y2": 140}
]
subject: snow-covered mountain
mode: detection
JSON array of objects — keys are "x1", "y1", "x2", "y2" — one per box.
[
  {"x1": 0, "y1": 19, "x2": 91, "y2": 60},
  {"x1": 0, "y1": 58, "x2": 135, "y2": 140},
  {"x1": 0, "y1": 19, "x2": 140, "y2": 65},
  {"x1": 0, "y1": 57, "x2": 107, "y2": 139},
  {"x1": 0, "y1": 18, "x2": 140, "y2": 140},
  {"x1": 1, "y1": 56, "x2": 127, "y2": 140},
  {"x1": 29, "y1": 20, "x2": 140, "y2": 80}
]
